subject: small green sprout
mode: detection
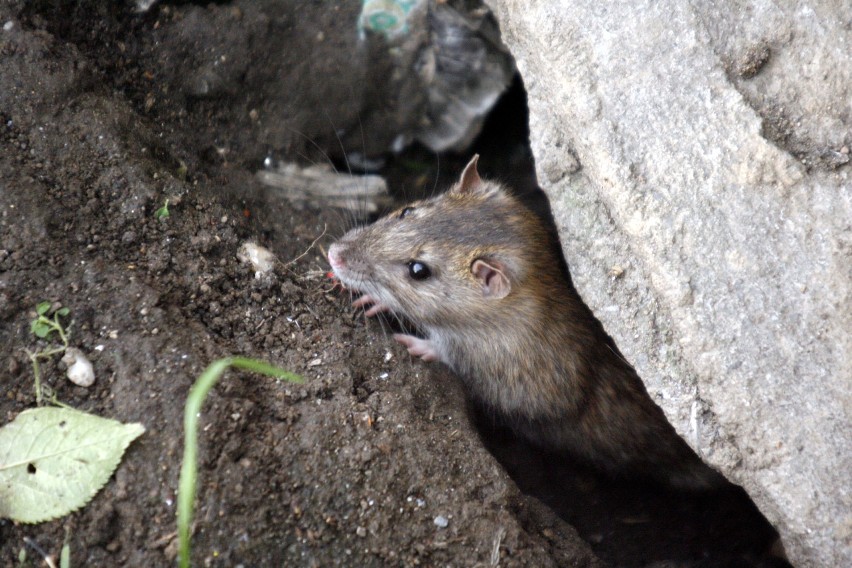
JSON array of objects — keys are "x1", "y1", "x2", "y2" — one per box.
[
  {"x1": 155, "y1": 198, "x2": 170, "y2": 219},
  {"x1": 26, "y1": 302, "x2": 72, "y2": 405},
  {"x1": 30, "y1": 301, "x2": 70, "y2": 340},
  {"x1": 178, "y1": 357, "x2": 303, "y2": 568},
  {"x1": 60, "y1": 528, "x2": 71, "y2": 568}
]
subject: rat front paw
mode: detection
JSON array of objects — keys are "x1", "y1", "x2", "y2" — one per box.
[
  {"x1": 393, "y1": 334, "x2": 439, "y2": 362},
  {"x1": 352, "y1": 294, "x2": 390, "y2": 317}
]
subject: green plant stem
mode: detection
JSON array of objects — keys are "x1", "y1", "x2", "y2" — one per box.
[
  {"x1": 60, "y1": 527, "x2": 71, "y2": 568},
  {"x1": 53, "y1": 313, "x2": 69, "y2": 348},
  {"x1": 26, "y1": 346, "x2": 68, "y2": 405},
  {"x1": 27, "y1": 311, "x2": 71, "y2": 406},
  {"x1": 49, "y1": 396, "x2": 74, "y2": 410},
  {"x1": 177, "y1": 357, "x2": 302, "y2": 568},
  {"x1": 27, "y1": 351, "x2": 43, "y2": 405}
]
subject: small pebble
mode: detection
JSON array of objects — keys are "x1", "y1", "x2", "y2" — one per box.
[
  {"x1": 62, "y1": 348, "x2": 95, "y2": 387},
  {"x1": 354, "y1": 411, "x2": 372, "y2": 431},
  {"x1": 433, "y1": 515, "x2": 449, "y2": 528},
  {"x1": 237, "y1": 241, "x2": 276, "y2": 277}
]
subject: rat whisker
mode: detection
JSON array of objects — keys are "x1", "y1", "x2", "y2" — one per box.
[{"x1": 288, "y1": 127, "x2": 338, "y2": 174}]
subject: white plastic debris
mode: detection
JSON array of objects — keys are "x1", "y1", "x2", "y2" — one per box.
[
  {"x1": 237, "y1": 242, "x2": 276, "y2": 277},
  {"x1": 62, "y1": 348, "x2": 95, "y2": 387},
  {"x1": 255, "y1": 163, "x2": 389, "y2": 214}
]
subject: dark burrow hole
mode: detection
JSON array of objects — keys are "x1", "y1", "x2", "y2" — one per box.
[{"x1": 386, "y1": 76, "x2": 792, "y2": 568}]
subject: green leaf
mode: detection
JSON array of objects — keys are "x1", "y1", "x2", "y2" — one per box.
[
  {"x1": 31, "y1": 321, "x2": 53, "y2": 338},
  {"x1": 36, "y1": 302, "x2": 51, "y2": 316},
  {"x1": 155, "y1": 199, "x2": 170, "y2": 220},
  {"x1": 231, "y1": 357, "x2": 304, "y2": 383},
  {"x1": 0, "y1": 407, "x2": 145, "y2": 523},
  {"x1": 57, "y1": 307, "x2": 70, "y2": 317}
]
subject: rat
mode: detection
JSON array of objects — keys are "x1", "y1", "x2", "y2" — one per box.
[{"x1": 328, "y1": 154, "x2": 725, "y2": 490}]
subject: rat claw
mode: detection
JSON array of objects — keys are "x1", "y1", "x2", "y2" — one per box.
[
  {"x1": 351, "y1": 294, "x2": 375, "y2": 308},
  {"x1": 393, "y1": 334, "x2": 440, "y2": 362},
  {"x1": 364, "y1": 304, "x2": 389, "y2": 317},
  {"x1": 353, "y1": 294, "x2": 390, "y2": 316}
]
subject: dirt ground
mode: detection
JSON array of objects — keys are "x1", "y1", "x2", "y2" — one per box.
[
  {"x1": 0, "y1": 2, "x2": 788, "y2": 567},
  {"x1": 0, "y1": 1, "x2": 598, "y2": 566}
]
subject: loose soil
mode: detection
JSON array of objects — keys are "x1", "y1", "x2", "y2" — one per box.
[{"x1": 0, "y1": 2, "x2": 784, "y2": 567}]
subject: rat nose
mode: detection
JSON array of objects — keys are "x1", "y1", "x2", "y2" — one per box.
[{"x1": 328, "y1": 243, "x2": 345, "y2": 269}]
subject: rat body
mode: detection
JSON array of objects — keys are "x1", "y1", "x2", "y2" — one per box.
[{"x1": 329, "y1": 155, "x2": 724, "y2": 489}]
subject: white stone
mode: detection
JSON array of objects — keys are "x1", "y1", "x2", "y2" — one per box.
[
  {"x1": 237, "y1": 241, "x2": 276, "y2": 277},
  {"x1": 62, "y1": 348, "x2": 95, "y2": 387},
  {"x1": 487, "y1": 1, "x2": 851, "y2": 566}
]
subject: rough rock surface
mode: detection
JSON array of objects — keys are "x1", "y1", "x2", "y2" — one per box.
[{"x1": 487, "y1": 1, "x2": 851, "y2": 566}]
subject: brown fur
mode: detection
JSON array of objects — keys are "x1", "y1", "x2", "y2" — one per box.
[{"x1": 329, "y1": 155, "x2": 724, "y2": 489}]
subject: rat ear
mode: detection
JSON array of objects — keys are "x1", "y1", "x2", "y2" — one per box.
[
  {"x1": 471, "y1": 258, "x2": 511, "y2": 299},
  {"x1": 454, "y1": 154, "x2": 482, "y2": 194}
]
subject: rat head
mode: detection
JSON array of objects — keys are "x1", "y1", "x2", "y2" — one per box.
[{"x1": 328, "y1": 155, "x2": 549, "y2": 329}]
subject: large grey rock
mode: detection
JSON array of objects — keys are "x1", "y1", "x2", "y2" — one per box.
[{"x1": 487, "y1": 1, "x2": 851, "y2": 566}]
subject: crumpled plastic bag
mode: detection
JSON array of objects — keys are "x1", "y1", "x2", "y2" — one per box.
[{"x1": 357, "y1": 0, "x2": 516, "y2": 154}]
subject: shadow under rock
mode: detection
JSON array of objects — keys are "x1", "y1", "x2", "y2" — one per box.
[{"x1": 470, "y1": 403, "x2": 792, "y2": 568}]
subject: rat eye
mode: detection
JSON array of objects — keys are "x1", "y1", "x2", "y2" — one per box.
[
  {"x1": 399, "y1": 207, "x2": 415, "y2": 219},
  {"x1": 407, "y1": 260, "x2": 431, "y2": 280}
]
